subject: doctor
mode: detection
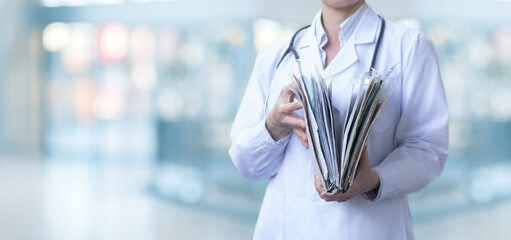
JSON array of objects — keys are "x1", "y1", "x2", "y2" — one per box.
[{"x1": 230, "y1": 0, "x2": 448, "y2": 239}]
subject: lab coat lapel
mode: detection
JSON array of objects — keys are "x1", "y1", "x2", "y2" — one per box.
[
  {"x1": 293, "y1": 6, "x2": 381, "y2": 78},
  {"x1": 322, "y1": 43, "x2": 358, "y2": 78},
  {"x1": 322, "y1": 7, "x2": 381, "y2": 78},
  {"x1": 296, "y1": 27, "x2": 322, "y2": 77}
]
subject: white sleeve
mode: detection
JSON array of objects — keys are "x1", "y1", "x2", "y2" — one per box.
[
  {"x1": 369, "y1": 33, "x2": 449, "y2": 202},
  {"x1": 229, "y1": 46, "x2": 291, "y2": 180}
]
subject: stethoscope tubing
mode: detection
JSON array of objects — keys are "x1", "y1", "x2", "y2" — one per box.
[{"x1": 263, "y1": 15, "x2": 385, "y2": 114}]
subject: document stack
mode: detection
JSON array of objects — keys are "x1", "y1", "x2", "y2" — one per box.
[{"x1": 290, "y1": 66, "x2": 397, "y2": 194}]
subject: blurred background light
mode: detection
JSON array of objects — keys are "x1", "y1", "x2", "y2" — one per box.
[
  {"x1": 490, "y1": 88, "x2": 511, "y2": 122},
  {"x1": 223, "y1": 23, "x2": 247, "y2": 47},
  {"x1": 252, "y1": 18, "x2": 287, "y2": 52},
  {"x1": 397, "y1": 18, "x2": 421, "y2": 31},
  {"x1": 179, "y1": 40, "x2": 205, "y2": 67},
  {"x1": 92, "y1": 88, "x2": 126, "y2": 120},
  {"x1": 492, "y1": 27, "x2": 511, "y2": 62},
  {"x1": 428, "y1": 23, "x2": 450, "y2": 46},
  {"x1": 130, "y1": 26, "x2": 156, "y2": 61},
  {"x1": 130, "y1": 61, "x2": 157, "y2": 91},
  {"x1": 157, "y1": 29, "x2": 181, "y2": 62},
  {"x1": 73, "y1": 77, "x2": 96, "y2": 122},
  {"x1": 43, "y1": 22, "x2": 71, "y2": 52},
  {"x1": 468, "y1": 37, "x2": 493, "y2": 68},
  {"x1": 97, "y1": 23, "x2": 129, "y2": 64},
  {"x1": 158, "y1": 88, "x2": 184, "y2": 122}
]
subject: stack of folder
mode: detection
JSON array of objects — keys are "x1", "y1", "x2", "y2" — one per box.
[{"x1": 290, "y1": 65, "x2": 397, "y2": 194}]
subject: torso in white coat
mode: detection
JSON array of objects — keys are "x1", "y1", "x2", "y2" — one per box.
[{"x1": 229, "y1": 5, "x2": 448, "y2": 240}]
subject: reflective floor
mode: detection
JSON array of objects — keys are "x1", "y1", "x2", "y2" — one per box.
[
  {"x1": 1, "y1": 157, "x2": 510, "y2": 240},
  {"x1": 0, "y1": 158, "x2": 254, "y2": 240}
]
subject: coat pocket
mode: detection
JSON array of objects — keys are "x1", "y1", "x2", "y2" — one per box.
[{"x1": 253, "y1": 188, "x2": 286, "y2": 240}]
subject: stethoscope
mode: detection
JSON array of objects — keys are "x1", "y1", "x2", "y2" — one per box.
[{"x1": 264, "y1": 15, "x2": 385, "y2": 113}]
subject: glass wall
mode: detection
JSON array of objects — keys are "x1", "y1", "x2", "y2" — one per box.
[{"x1": 36, "y1": 0, "x2": 303, "y2": 225}]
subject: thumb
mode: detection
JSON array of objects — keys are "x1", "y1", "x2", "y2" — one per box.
[
  {"x1": 360, "y1": 146, "x2": 370, "y2": 166},
  {"x1": 355, "y1": 146, "x2": 370, "y2": 177},
  {"x1": 286, "y1": 82, "x2": 296, "y2": 103},
  {"x1": 278, "y1": 82, "x2": 295, "y2": 104}
]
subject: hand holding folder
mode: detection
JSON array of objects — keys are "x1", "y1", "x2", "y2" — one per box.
[{"x1": 290, "y1": 65, "x2": 398, "y2": 194}]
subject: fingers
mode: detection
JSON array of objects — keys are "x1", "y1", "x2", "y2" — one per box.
[
  {"x1": 278, "y1": 106, "x2": 305, "y2": 131},
  {"x1": 281, "y1": 82, "x2": 295, "y2": 93},
  {"x1": 315, "y1": 175, "x2": 335, "y2": 201},
  {"x1": 278, "y1": 101, "x2": 303, "y2": 115},
  {"x1": 324, "y1": 192, "x2": 353, "y2": 202},
  {"x1": 320, "y1": 192, "x2": 334, "y2": 201},
  {"x1": 280, "y1": 114, "x2": 306, "y2": 130},
  {"x1": 315, "y1": 175, "x2": 339, "y2": 202},
  {"x1": 311, "y1": 146, "x2": 367, "y2": 204},
  {"x1": 273, "y1": 95, "x2": 309, "y2": 148},
  {"x1": 279, "y1": 82, "x2": 296, "y2": 103},
  {"x1": 355, "y1": 145, "x2": 370, "y2": 179},
  {"x1": 289, "y1": 112, "x2": 308, "y2": 148},
  {"x1": 337, "y1": 196, "x2": 353, "y2": 202},
  {"x1": 315, "y1": 175, "x2": 356, "y2": 202},
  {"x1": 293, "y1": 127, "x2": 308, "y2": 149},
  {"x1": 267, "y1": 83, "x2": 302, "y2": 141},
  {"x1": 361, "y1": 146, "x2": 369, "y2": 162},
  {"x1": 314, "y1": 174, "x2": 323, "y2": 194},
  {"x1": 315, "y1": 175, "x2": 338, "y2": 202}
]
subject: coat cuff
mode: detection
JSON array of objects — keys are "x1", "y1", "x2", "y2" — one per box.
[
  {"x1": 368, "y1": 162, "x2": 399, "y2": 202},
  {"x1": 259, "y1": 117, "x2": 292, "y2": 147},
  {"x1": 362, "y1": 169, "x2": 383, "y2": 202}
]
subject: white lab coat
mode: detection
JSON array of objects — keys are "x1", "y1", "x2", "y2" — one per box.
[{"x1": 229, "y1": 6, "x2": 448, "y2": 240}]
